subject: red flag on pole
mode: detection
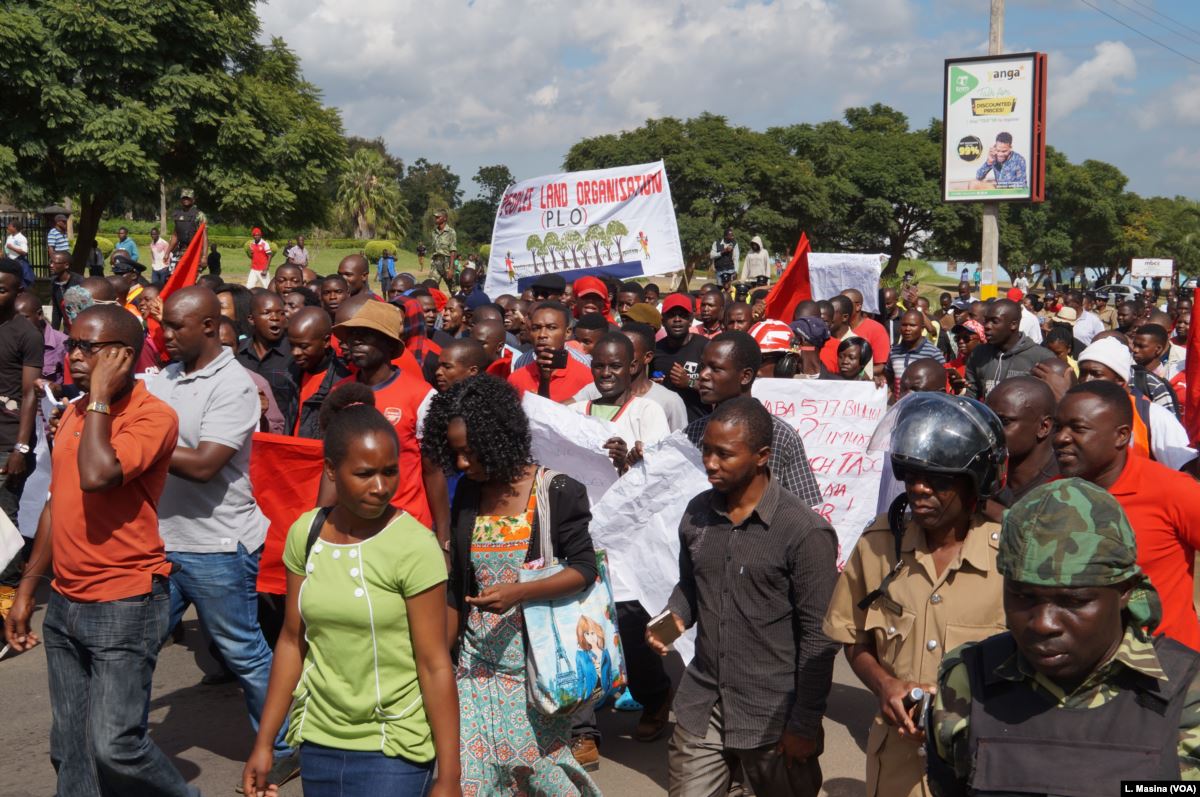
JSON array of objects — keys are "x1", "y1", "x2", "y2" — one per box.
[
  {"x1": 249, "y1": 432, "x2": 325, "y2": 594},
  {"x1": 160, "y1": 222, "x2": 207, "y2": 300},
  {"x1": 1184, "y1": 287, "x2": 1200, "y2": 445},
  {"x1": 762, "y1": 233, "x2": 811, "y2": 323}
]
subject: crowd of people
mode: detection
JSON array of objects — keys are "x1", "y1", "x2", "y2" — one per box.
[{"x1": 0, "y1": 245, "x2": 1198, "y2": 797}]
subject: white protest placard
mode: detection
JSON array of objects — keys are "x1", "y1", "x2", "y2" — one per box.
[
  {"x1": 522, "y1": 392, "x2": 619, "y2": 505},
  {"x1": 588, "y1": 432, "x2": 707, "y2": 663},
  {"x1": 483, "y1": 161, "x2": 684, "y2": 298},
  {"x1": 17, "y1": 396, "x2": 57, "y2": 538},
  {"x1": 1131, "y1": 258, "x2": 1174, "y2": 279},
  {"x1": 751, "y1": 379, "x2": 888, "y2": 565},
  {"x1": 808, "y1": 252, "x2": 886, "y2": 314}
]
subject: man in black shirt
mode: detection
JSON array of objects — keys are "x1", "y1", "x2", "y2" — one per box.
[
  {"x1": 0, "y1": 258, "x2": 44, "y2": 611},
  {"x1": 650, "y1": 396, "x2": 838, "y2": 797},
  {"x1": 653, "y1": 293, "x2": 708, "y2": 422},
  {"x1": 166, "y1": 188, "x2": 204, "y2": 265},
  {"x1": 48, "y1": 251, "x2": 81, "y2": 331},
  {"x1": 236, "y1": 291, "x2": 297, "y2": 430}
]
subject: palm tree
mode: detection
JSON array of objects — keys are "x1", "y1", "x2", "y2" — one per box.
[
  {"x1": 336, "y1": 149, "x2": 408, "y2": 240},
  {"x1": 561, "y1": 230, "x2": 584, "y2": 268},
  {"x1": 543, "y1": 232, "x2": 561, "y2": 270},
  {"x1": 526, "y1": 234, "x2": 543, "y2": 274},
  {"x1": 606, "y1": 220, "x2": 629, "y2": 263},
  {"x1": 585, "y1": 224, "x2": 609, "y2": 266}
]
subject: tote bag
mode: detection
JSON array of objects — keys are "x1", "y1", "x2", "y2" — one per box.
[{"x1": 519, "y1": 469, "x2": 626, "y2": 716}]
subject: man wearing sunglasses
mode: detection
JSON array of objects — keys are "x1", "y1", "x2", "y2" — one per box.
[
  {"x1": 5, "y1": 304, "x2": 199, "y2": 796},
  {"x1": 823, "y1": 392, "x2": 1010, "y2": 797}
]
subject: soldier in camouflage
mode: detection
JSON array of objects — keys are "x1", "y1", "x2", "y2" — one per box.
[
  {"x1": 928, "y1": 478, "x2": 1200, "y2": 795},
  {"x1": 430, "y1": 209, "x2": 457, "y2": 292}
]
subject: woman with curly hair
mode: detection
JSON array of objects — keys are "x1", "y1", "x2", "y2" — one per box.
[{"x1": 421, "y1": 374, "x2": 600, "y2": 796}]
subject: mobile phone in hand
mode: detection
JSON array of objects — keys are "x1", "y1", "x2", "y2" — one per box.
[
  {"x1": 647, "y1": 610, "x2": 682, "y2": 648},
  {"x1": 548, "y1": 349, "x2": 568, "y2": 370}
]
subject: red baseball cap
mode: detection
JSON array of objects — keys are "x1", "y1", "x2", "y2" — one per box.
[
  {"x1": 661, "y1": 293, "x2": 694, "y2": 317},
  {"x1": 251, "y1": 227, "x2": 262, "y2": 236},
  {"x1": 1006, "y1": 287, "x2": 1023, "y2": 301}
]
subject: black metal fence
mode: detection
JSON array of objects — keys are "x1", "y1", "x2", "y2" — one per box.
[{"x1": 0, "y1": 211, "x2": 49, "y2": 280}]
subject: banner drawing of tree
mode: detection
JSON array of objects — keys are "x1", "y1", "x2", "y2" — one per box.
[
  {"x1": 606, "y1": 220, "x2": 629, "y2": 262},
  {"x1": 543, "y1": 232, "x2": 561, "y2": 270},
  {"x1": 561, "y1": 230, "x2": 584, "y2": 268},
  {"x1": 526, "y1": 234, "x2": 543, "y2": 274},
  {"x1": 586, "y1": 224, "x2": 610, "y2": 265}
]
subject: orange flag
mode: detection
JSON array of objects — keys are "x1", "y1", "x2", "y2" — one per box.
[
  {"x1": 1185, "y1": 287, "x2": 1200, "y2": 445},
  {"x1": 160, "y1": 222, "x2": 207, "y2": 300},
  {"x1": 762, "y1": 233, "x2": 811, "y2": 323},
  {"x1": 250, "y1": 432, "x2": 325, "y2": 595}
]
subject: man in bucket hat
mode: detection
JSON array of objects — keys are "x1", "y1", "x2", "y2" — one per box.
[{"x1": 927, "y1": 479, "x2": 1200, "y2": 795}]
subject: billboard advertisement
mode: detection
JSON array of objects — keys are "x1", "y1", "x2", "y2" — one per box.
[
  {"x1": 943, "y1": 53, "x2": 1046, "y2": 203},
  {"x1": 1131, "y1": 258, "x2": 1174, "y2": 279},
  {"x1": 483, "y1": 161, "x2": 685, "y2": 298}
]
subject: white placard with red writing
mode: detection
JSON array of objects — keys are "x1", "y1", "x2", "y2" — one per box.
[
  {"x1": 483, "y1": 160, "x2": 685, "y2": 298},
  {"x1": 751, "y1": 378, "x2": 888, "y2": 566}
]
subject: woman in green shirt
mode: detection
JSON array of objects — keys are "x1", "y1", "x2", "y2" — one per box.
[{"x1": 243, "y1": 385, "x2": 460, "y2": 797}]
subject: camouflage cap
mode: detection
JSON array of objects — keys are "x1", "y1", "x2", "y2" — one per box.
[
  {"x1": 999, "y1": 478, "x2": 1161, "y2": 632},
  {"x1": 179, "y1": 188, "x2": 194, "y2": 199}
]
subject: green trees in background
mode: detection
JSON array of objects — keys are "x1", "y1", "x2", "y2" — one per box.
[{"x1": 336, "y1": 148, "x2": 408, "y2": 240}]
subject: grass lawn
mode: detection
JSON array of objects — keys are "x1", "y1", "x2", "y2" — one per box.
[{"x1": 213, "y1": 245, "x2": 436, "y2": 285}]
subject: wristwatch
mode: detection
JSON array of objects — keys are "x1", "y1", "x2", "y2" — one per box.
[
  {"x1": 13, "y1": 443, "x2": 30, "y2": 454},
  {"x1": 86, "y1": 401, "x2": 111, "y2": 415}
]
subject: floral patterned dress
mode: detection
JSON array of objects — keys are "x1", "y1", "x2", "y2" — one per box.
[{"x1": 457, "y1": 487, "x2": 600, "y2": 796}]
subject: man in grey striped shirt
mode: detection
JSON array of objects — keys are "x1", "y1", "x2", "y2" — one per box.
[
  {"x1": 651, "y1": 396, "x2": 839, "y2": 797},
  {"x1": 886, "y1": 310, "x2": 945, "y2": 399}
]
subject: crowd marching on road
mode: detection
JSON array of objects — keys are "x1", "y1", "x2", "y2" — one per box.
[{"x1": 1, "y1": 214, "x2": 1200, "y2": 797}]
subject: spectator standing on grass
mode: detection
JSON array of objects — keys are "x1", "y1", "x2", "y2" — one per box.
[
  {"x1": 285, "y1": 235, "x2": 309, "y2": 268},
  {"x1": 166, "y1": 188, "x2": 205, "y2": 267},
  {"x1": 149, "y1": 227, "x2": 171, "y2": 286},
  {"x1": 246, "y1": 227, "x2": 274, "y2": 290}
]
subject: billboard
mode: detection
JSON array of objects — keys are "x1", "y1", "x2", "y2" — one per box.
[
  {"x1": 943, "y1": 53, "x2": 1046, "y2": 203},
  {"x1": 1131, "y1": 258, "x2": 1174, "y2": 279},
  {"x1": 483, "y1": 161, "x2": 685, "y2": 298}
]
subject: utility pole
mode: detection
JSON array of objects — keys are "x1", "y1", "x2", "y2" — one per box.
[{"x1": 979, "y1": 0, "x2": 1004, "y2": 300}]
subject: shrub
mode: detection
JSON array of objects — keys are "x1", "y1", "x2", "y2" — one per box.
[
  {"x1": 363, "y1": 240, "x2": 399, "y2": 262},
  {"x1": 93, "y1": 235, "x2": 114, "y2": 256},
  {"x1": 478, "y1": 244, "x2": 491, "y2": 260}
]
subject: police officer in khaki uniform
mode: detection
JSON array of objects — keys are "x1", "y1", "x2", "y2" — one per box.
[
  {"x1": 430, "y1": 208, "x2": 457, "y2": 292},
  {"x1": 823, "y1": 392, "x2": 1010, "y2": 797}
]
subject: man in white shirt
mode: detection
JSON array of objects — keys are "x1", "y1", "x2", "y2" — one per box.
[
  {"x1": 149, "y1": 226, "x2": 171, "y2": 287},
  {"x1": 4, "y1": 220, "x2": 28, "y2": 262},
  {"x1": 1013, "y1": 272, "x2": 1030, "y2": 294},
  {"x1": 285, "y1": 235, "x2": 309, "y2": 267},
  {"x1": 572, "y1": 321, "x2": 687, "y2": 432},
  {"x1": 1010, "y1": 288, "x2": 1043, "y2": 344},
  {"x1": 1067, "y1": 290, "x2": 1104, "y2": 347}
]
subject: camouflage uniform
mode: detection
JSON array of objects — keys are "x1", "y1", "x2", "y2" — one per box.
[
  {"x1": 928, "y1": 479, "x2": 1200, "y2": 793},
  {"x1": 430, "y1": 223, "x2": 457, "y2": 288}
]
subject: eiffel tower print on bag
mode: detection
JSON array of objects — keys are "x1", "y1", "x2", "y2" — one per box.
[{"x1": 520, "y1": 467, "x2": 626, "y2": 715}]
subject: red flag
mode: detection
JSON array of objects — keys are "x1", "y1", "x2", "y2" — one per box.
[
  {"x1": 762, "y1": 233, "x2": 811, "y2": 323},
  {"x1": 1185, "y1": 287, "x2": 1200, "y2": 445},
  {"x1": 249, "y1": 432, "x2": 326, "y2": 594},
  {"x1": 160, "y1": 222, "x2": 207, "y2": 300}
]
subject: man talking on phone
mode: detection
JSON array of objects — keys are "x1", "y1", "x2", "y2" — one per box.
[
  {"x1": 507, "y1": 301, "x2": 593, "y2": 402},
  {"x1": 970, "y1": 131, "x2": 1027, "y2": 190},
  {"x1": 648, "y1": 396, "x2": 839, "y2": 797}
]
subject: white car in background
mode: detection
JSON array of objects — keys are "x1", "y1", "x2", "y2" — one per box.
[{"x1": 1092, "y1": 284, "x2": 1140, "y2": 302}]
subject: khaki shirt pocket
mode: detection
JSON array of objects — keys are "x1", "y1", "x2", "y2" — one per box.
[
  {"x1": 944, "y1": 621, "x2": 1007, "y2": 658},
  {"x1": 865, "y1": 604, "x2": 916, "y2": 673}
]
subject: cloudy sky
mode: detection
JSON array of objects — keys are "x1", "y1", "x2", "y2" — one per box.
[{"x1": 258, "y1": 0, "x2": 1200, "y2": 201}]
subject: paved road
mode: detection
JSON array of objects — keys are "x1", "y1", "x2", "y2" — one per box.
[{"x1": 0, "y1": 601, "x2": 875, "y2": 796}]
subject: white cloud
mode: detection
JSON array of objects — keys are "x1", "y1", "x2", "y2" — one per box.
[
  {"x1": 1049, "y1": 41, "x2": 1136, "y2": 120},
  {"x1": 1169, "y1": 76, "x2": 1200, "y2": 124}
]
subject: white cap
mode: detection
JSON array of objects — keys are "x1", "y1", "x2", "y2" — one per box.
[{"x1": 1078, "y1": 337, "x2": 1132, "y2": 383}]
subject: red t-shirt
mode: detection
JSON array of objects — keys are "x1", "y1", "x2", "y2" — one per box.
[
  {"x1": 507, "y1": 356, "x2": 594, "y2": 403},
  {"x1": 852, "y1": 317, "x2": 890, "y2": 366},
  {"x1": 334, "y1": 370, "x2": 434, "y2": 528},
  {"x1": 51, "y1": 384, "x2": 178, "y2": 602},
  {"x1": 249, "y1": 239, "x2": 272, "y2": 272},
  {"x1": 1109, "y1": 454, "x2": 1200, "y2": 651}
]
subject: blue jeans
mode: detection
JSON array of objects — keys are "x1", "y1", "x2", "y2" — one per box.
[
  {"x1": 164, "y1": 544, "x2": 290, "y2": 755},
  {"x1": 43, "y1": 579, "x2": 199, "y2": 797},
  {"x1": 299, "y1": 742, "x2": 433, "y2": 797}
]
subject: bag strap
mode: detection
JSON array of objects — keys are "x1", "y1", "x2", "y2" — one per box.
[
  {"x1": 534, "y1": 467, "x2": 560, "y2": 564},
  {"x1": 855, "y1": 494, "x2": 909, "y2": 611},
  {"x1": 305, "y1": 507, "x2": 334, "y2": 561}
]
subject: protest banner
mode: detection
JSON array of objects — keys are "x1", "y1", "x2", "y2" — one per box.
[
  {"x1": 808, "y1": 252, "x2": 886, "y2": 314},
  {"x1": 522, "y1": 392, "x2": 620, "y2": 505},
  {"x1": 943, "y1": 52, "x2": 1047, "y2": 202},
  {"x1": 483, "y1": 160, "x2": 685, "y2": 298},
  {"x1": 752, "y1": 379, "x2": 887, "y2": 564}
]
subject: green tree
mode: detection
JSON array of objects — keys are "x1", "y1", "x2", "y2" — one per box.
[
  {"x1": 0, "y1": 3, "x2": 344, "y2": 270},
  {"x1": 585, "y1": 224, "x2": 610, "y2": 265},
  {"x1": 543, "y1": 232, "x2": 561, "y2": 270},
  {"x1": 474, "y1": 164, "x2": 516, "y2": 209},
  {"x1": 455, "y1": 198, "x2": 496, "y2": 246},
  {"x1": 606, "y1": 221, "x2": 629, "y2": 263},
  {"x1": 401, "y1": 159, "x2": 463, "y2": 242},
  {"x1": 526, "y1": 234, "x2": 543, "y2": 274},
  {"x1": 336, "y1": 148, "x2": 408, "y2": 239},
  {"x1": 561, "y1": 230, "x2": 584, "y2": 269}
]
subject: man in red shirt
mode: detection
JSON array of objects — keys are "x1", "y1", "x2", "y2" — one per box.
[
  {"x1": 246, "y1": 226, "x2": 273, "y2": 290},
  {"x1": 1053, "y1": 380, "x2": 1200, "y2": 651},
  {"x1": 288, "y1": 307, "x2": 350, "y2": 438},
  {"x1": 4, "y1": 305, "x2": 196, "y2": 796},
  {"x1": 840, "y1": 288, "x2": 890, "y2": 381},
  {"x1": 508, "y1": 301, "x2": 593, "y2": 402},
  {"x1": 329, "y1": 300, "x2": 449, "y2": 544}
]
